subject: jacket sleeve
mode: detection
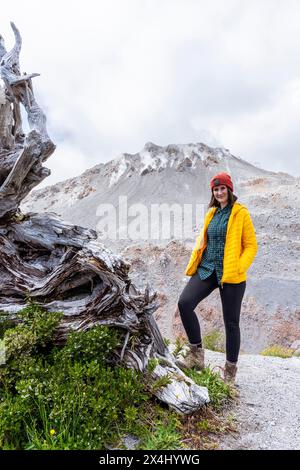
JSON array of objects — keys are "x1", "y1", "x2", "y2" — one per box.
[{"x1": 238, "y1": 210, "x2": 258, "y2": 273}]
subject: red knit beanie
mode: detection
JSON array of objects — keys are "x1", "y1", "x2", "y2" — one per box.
[{"x1": 210, "y1": 172, "x2": 233, "y2": 192}]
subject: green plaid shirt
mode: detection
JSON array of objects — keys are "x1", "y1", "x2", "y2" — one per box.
[{"x1": 197, "y1": 203, "x2": 232, "y2": 285}]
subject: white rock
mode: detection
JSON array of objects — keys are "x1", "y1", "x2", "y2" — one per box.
[{"x1": 291, "y1": 340, "x2": 300, "y2": 350}]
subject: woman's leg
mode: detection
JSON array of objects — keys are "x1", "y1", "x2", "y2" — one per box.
[
  {"x1": 219, "y1": 281, "x2": 246, "y2": 363},
  {"x1": 178, "y1": 270, "x2": 218, "y2": 345}
]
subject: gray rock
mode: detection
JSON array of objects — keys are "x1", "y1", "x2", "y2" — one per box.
[{"x1": 122, "y1": 434, "x2": 141, "y2": 450}]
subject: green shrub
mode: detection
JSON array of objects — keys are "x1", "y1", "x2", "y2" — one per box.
[
  {"x1": 0, "y1": 302, "x2": 152, "y2": 450},
  {"x1": 260, "y1": 345, "x2": 294, "y2": 358},
  {"x1": 0, "y1": 302, "x2": 236, "y2": 450},
  {"x1": 3, "y1": 302, "x2": 63, "y2": 362},
  {"x1": 0, "y1": 313, "x2": 15, "y2": 339}
]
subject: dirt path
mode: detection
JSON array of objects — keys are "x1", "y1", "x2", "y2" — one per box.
[{"x1": 204, "y1": 350, "x2": 300, "y2": 450}]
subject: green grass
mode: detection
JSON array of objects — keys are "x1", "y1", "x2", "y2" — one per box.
[
  {"x1": 0, "y1": 302, "x2": 236, "y2": 450},
  {"x1": 260, "y1": 345, "x2": 294, "y2": 358},
  {"x1": 203, "y1": 330, "x2": 225, "y2": 353},
  {"x1": 136, "y1": 410, "x2": 183, "y2": 450}
]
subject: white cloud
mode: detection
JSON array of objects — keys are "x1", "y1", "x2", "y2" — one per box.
[
  {"x1": 42, "y1": 142, "x2": 91, "y2": 187},
  {"x1": 1, "y1": 0, "x2": 300, "y2": 188}
]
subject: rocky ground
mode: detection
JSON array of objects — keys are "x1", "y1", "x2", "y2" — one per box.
[
  {"x1": 203, "y1": 350, "x2": 300, "y2": 450},
  {"x1": 20, "y1": 143, "x2": 300, "y2": 354}
]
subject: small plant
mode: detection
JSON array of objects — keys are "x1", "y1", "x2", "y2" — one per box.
[
  {"x1": 260, "y1": 345, "x2": 294, "y2": 358},
  {"x1": 203, "y1": 330, "x2": 225, "y2": 352},
  {"x1": 127, "y1": 333, "x2": 140, "y2": 350},
  {"x1": 124, "y1": 406, "x2": 138, "y2": 425},
  {"x1": 140, "y1": 419, "x2": 183, "y2": 450},
  {"x1": 9, "y1": 211, "x2": 29, "y2": 223},
  {"x1": 149, "y1": 374, "x2": 173, "y2": 393},
  {"x1": 184, "y1": 366, "x2": 233, "y2": 409},
  {"x1": 173, "y1": 335, "x2": 188, "y2": 358},
  {"x1": 196, "y1": 414, "x2": 236, "y2": 434},
  {"x1": 136, "y1": 407, "x2": 183, "y2": 451},
  {"x1": 196, "y1": 419, "x2": 211, "y2": 432},
  {"x1": 147, "y1": 358, "x2": 159, "y2": 373}
]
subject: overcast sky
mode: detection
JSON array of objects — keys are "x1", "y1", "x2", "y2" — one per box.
[{"x1": 1, "y1": 0, "x2": 300, "y2": 188}]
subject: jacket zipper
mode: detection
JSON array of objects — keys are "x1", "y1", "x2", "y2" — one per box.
[
  {"x1": 201, "y1": 204, "x2": 241, "y2": 288},
  {"x1": 220, "y1": 206, "x2": 239, "y2": 290}
]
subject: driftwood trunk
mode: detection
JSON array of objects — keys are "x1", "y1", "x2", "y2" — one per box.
[{"x1": 0, "y1": 22, "x2": 209, "y2": 414}]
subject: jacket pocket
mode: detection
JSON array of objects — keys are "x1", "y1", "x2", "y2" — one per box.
[{"x1": 237, "y1": 256, "x2": 245, "y2": 274}]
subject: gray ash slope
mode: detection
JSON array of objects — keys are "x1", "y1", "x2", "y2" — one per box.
[
  {"x1": 20, "y1": 141, "x2": 294, "y2": 242},
  {"x1": 20, "y1": 142, "x2": 300, "y2": 352}
]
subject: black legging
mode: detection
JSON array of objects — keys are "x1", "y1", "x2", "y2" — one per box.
[{"x1": 177, "y1": 269, "x2": 246, "y2": 363}]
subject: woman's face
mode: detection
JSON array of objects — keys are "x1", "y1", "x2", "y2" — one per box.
[{"x1": 213, "y1": 184, "x2": 228, "y2": 204}]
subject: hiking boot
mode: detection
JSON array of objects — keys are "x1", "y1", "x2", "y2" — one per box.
[
  {"x1": 223, "y1": 360, "x2": 238, "y2": 385},
  {"x1": 175, "y1": 344, "x2": 205, "y2": 370}
]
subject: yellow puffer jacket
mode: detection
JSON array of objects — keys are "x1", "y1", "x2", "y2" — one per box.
[{"x1": 185, "y1": 202, "x2": 258, "y2": 287}]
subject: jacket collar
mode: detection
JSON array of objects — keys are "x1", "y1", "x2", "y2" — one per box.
[
  {"x1": 209, "y1": 202, "x2": 246, "y2": 234},
  {"x1": 211, "y1": 201, "x2": 245, "y2": 215}
]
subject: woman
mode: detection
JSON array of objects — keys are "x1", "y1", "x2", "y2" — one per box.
[{"x1": 176, "y1": 172, "x2": 258, "y2": 385}]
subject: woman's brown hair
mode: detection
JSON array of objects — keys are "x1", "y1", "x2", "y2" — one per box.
[{"x1": 208, "y1": 187, "x2": 238, "y2": 209}]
